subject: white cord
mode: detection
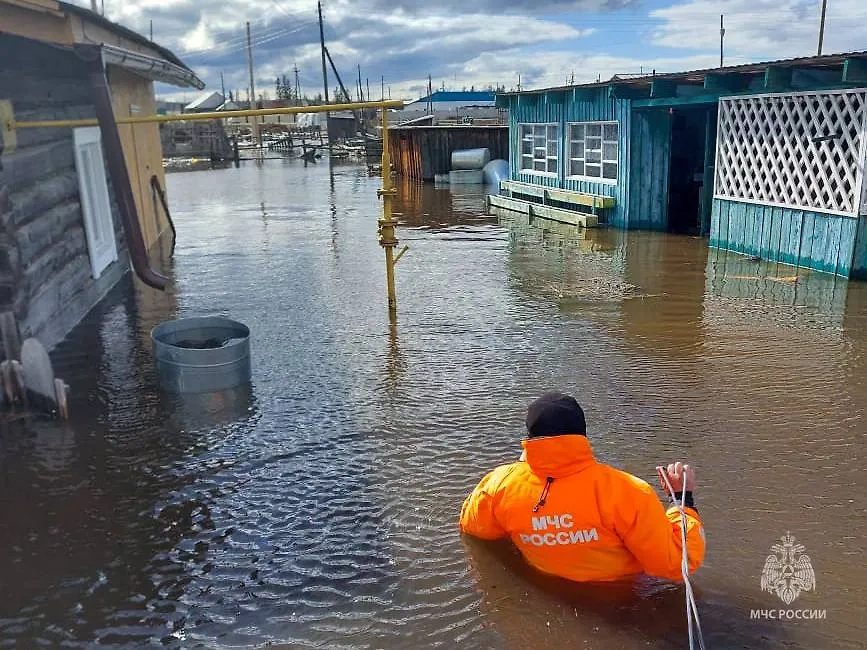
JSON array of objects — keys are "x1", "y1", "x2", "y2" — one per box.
[{"x1": 657, "y1": 466, "x2": 706, "y2": 650}]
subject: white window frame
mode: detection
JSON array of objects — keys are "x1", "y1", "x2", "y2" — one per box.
[
  {"x1": 519, "y1": 122, "x2": 560, "y2": 178},
  {"x1": 73, "y1": 127, "x2": 118, "y2": 279},
  {"x1": 566, "y1": 121, "x2": 619, "y2": 185}
]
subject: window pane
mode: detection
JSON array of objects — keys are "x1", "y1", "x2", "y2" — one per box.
[
  {"x1": 534, "y1": 160, "x2": 546, "y2": 171},
  {"x1": 571, "y1": 124, "x2": 584, "y2": 140},
  {"x1": 585, "y1": 163, "x2": 601, "y2": 177},
  {"x1": 603, "y1": 123, "x2": 618, "y2": 141},
  {"x1": 547, "y1": 125, "x2": 558, "y2": 140},
  {"x1": 570, "y1": 160, "x2": 584, "y2": 176},
  {"x1": 603, "y1": 162, "x2": 618, "y2": 180},
  {"x1": 522, "y1": 139, "x2": 532, "y2": 154},
  {"x1": 587, "y1": 137, "x2": 601, "y2": 150},
  {"x1": 587, "y1": 124, "x2": 602, "y2": 137},
  {"x1": 534, "y1": 135, "x2": 545, "y2": 148},
  {"x1": 547, "y1": 140, "x2": 558, "y2": 156},
  {"x1": 586, "y1": 150, "x2": 601, "y2": 163},
  {"x1": 603, "y1": 142, "x2": 618, "y2": 160},
  {"x1": 547, "y1": 158, "x2": 558, "y2": 173}
]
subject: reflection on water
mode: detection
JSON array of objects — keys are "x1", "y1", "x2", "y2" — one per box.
[{"x1": 0, "y1": 159, "x2": 864, "y2": 649}]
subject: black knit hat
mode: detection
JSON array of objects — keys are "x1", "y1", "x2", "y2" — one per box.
[{"x1": 525, "y1": 391, "x2": 587, "y2": 438}]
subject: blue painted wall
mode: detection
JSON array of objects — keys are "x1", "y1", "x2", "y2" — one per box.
[
  {"x1": 628, "y1": 110, "x2": 671, "y2": 231},
  {"x1": 710, "y1": 198, "x2": 859, "y2": 277},
  {"x1": 851, "y1": 216, "x2": 867, "y2": 280},
  {"x1": 504, "y1": 89, "x2": 673, "y2": 230}
]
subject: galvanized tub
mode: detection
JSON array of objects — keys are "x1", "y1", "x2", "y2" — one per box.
[{"x1": 151, "y1": 316, "x2": 251, "y2": 394}]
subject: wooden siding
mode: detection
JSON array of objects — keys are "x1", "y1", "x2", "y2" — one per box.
[
  {"x1": 109, "y1": 66, "x2": 168, "y2": 250},
  {"x1": 389, "y1": 126, "x2": 508, "y2": 181},
  {"x1": 850, "y1": 217, "x2": 867, "y2": 280},
  {"x1": 0, "y1": 34, "x2": 129, "y2": 350},
  {"x1": 628, "y1": 110, "x2": 671, "y2": 231},
  {"x1": 710, "y1": 198, "x2": 859, "y2": 277},
  {"x1": 505, "y1": 89, "x2": 674, "y2": 230}
]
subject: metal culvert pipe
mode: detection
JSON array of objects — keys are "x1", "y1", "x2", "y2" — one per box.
[
  {"x1": 451, "y1": 148, "x2": 491, "y2": 170},
  {"x1": 151, "y1": 316, "x2": 251, "y2": 394}
]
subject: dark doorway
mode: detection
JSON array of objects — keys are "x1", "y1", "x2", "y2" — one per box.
[{"x1": 667, "y1": 108, "x2": 712, "y2": 234}]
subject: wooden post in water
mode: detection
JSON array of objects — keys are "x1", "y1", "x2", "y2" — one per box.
[{"x1": 0, "y1": 311, "x2": 21, "y2": 362}]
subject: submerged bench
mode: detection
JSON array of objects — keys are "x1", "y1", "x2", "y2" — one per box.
[{"x1": 487, "y1": 180, "x2": 615, "y2": 228}]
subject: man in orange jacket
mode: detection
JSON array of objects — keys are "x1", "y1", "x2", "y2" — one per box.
[{"x1": 459, "y1": 391, "x2": 705, "y2": 583}]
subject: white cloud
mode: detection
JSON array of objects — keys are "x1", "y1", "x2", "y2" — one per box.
[
  {"x1": 650, "y1": 0, "x2": 867, "y2": 60},
  {"x1": 67, "y1": 0, "x2": 864, "y2": 102}
]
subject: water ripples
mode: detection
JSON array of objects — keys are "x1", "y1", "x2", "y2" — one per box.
[{"x1": 1, "y1": 163, "x2": 865, "y2": 649}]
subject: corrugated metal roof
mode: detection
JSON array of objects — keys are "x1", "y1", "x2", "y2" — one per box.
[
  {"x1": 413, "y1": 91, "x2": 496, "y2": 104},
  {"x1": 499, "y1": 50, "x2": 867, "y2": 97}
]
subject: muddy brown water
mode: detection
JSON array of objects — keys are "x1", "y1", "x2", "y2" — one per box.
[{"x1": 1, "y1": 159, "x2": 865, "y2": 649}]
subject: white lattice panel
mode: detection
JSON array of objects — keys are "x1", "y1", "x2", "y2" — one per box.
[{"x1": 715, "y1": 89, "x2": 867, "y2": 216}]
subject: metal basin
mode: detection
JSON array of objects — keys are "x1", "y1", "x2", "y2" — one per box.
[{"x1": 151, "y1": 316, "x2": 251, "y2": 394}]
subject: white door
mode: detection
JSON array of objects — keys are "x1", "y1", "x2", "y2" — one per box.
[{"x1": 73, "y1": 127, "x2": 118, "y2": 279}]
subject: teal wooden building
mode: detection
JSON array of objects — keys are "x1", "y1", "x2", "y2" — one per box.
[{"x1": 491, "y1": 51, "x2": 867, "y2": 279}]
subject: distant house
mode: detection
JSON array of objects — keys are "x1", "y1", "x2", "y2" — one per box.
[
  {"x1": 156, "y1": 99, "x2": 187, "y2": 115},
  {"x1": 0, "y1": 0, "x2": 203, "y2": 350},
  {"x1": 492, "y1": 51, "x2": 867, "y2": 279},
  {"x1": 394, "y1": 90, "x2": 503, "y2": 125},
  {"x1": 184, "y1": 91, "x2": 225, "y2": 113}
]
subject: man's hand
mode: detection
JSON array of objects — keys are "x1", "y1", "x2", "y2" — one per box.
[{"x1": 657, "y1": 462, "x2": 696, "y2": 495}]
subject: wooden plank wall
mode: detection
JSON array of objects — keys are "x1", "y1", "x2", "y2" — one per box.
[
  {"x1": 0, "y1": 33, "x2": 128, "y2": 349},
  {"x1": 505, "y1": 89, "x2": 672, "y2": 230},
  {"x1": 109, "y1": 67, "x2": 167, "y2": 251},
  {"x1": 709, "y1": 198, "x2": 859, "y2": 277},
  {"x1": 851, "y1": 217, "x2": 867, "y2": 280},
  {"x1": 389, "y1": 127, "x2": 509, "y2": 181},
  {"x1": 628, "y1": 111, "x2": 671, "y2": 231}
]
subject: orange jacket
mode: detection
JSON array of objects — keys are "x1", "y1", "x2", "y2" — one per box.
[{"x1": 459, "y1": 435, "x2": 705, "y2": 583}]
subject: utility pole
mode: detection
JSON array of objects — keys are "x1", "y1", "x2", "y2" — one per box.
[
  {"x1": 149, "y1": 19, "x2": 153, "y2": 41},
  {"x1": 366, "y1": 78, "x2": 371, "y2": 103},
  {"x1": 517, "y1": 73, "x2": 521, "y2": 92},
  {"x1": 570, "y1": 70, "x2": 575, "y2": 85},
  {"x1": 817, "y1": 0, "x2": 828, "y2": 55},
  {"x1": 220, "y1": 71, "x2": 226, "y2": 99},
  {"x1": 294, "y1": 64, "x2": 301, "y2": 105},
  {"x1": 246, "y1": 21, "x2": 259, "y2": 148},
  {"x1": 720, "y1": 14, "x2": 725, "y2": 67},
  {"x1": 317, "y1": 0, "x2": 330, "y2": 146},
  {"x1": 358, "y1": 64, "x2": 364, "y2": 101},
  {"x1": 381, "y1": 76, "x2": 385, "y2": 101},
  {"x1": 318, "y1": 1, "x2": 329, "y2": 104},
  {"x1": 427, "y1": 74, "x2": 433, "y2": 114}
]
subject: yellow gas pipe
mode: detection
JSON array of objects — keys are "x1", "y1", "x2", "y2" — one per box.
[{"x1": 4, "y1": 99, "x2": 408, "y2": 316}]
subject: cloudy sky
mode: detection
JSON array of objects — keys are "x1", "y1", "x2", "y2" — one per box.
[{"x1": 72, "y1": 0, "x2": 867, "y2": 103}]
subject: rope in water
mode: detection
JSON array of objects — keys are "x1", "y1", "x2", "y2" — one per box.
[{"x1": 657, "y1": 466, "x2": 706, "y2": 650}]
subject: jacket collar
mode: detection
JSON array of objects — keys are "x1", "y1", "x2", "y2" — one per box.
[{"x1": 521, "y1": 434, "x2": 596, "y2": 478}]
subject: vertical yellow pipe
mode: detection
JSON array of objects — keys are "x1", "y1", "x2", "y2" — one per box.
[{"x1": 379, "y1": 107, "x2": 398, "y2": 316}]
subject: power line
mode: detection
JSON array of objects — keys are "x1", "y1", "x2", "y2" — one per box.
[{"x1": 183, "y1": 20, "x2": 317, "y2": 59}]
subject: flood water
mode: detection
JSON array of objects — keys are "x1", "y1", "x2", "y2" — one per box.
[{"x1": 1, "y1": 157, "x2": 865, "y2": 649}]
